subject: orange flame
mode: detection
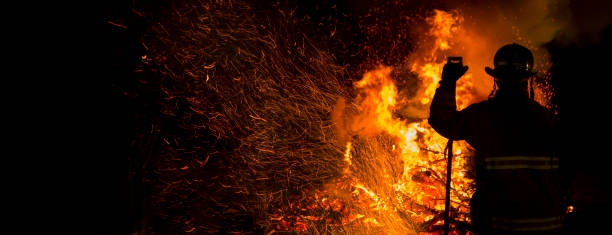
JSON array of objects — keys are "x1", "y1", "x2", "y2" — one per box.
[
  {"x1": 272, "y1": 9, "x2": 477, "y2": 234},
  {"x1": 344, "y1": 9, "x2": 476, "y2": 232}
]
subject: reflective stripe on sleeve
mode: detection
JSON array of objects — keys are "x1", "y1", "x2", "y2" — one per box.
[{"x1": 485, "y1": 156, "x2": 558, "y2": 170}]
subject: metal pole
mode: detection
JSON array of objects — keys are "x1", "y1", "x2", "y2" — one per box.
[{"x1": 443, "y1": 139, "x2": 453, "y2": 235}]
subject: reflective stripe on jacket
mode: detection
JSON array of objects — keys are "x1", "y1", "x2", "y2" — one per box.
[
  {"x1": 491, "y1": 216, "x2": 562, "y2": 231},
  {"x1": 485, "y1": 156, "x2": 559, "y2": 170},
  {"x1": 428, "y1": 82, "x2": 561, "y2": 232},
  {"x1": 483, "y1": 155, "x2": 561, "y2": 232}
]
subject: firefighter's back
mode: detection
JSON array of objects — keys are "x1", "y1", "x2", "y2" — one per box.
[{"x1": 470, "y1": 96, "x2": 561, "y2": 234}]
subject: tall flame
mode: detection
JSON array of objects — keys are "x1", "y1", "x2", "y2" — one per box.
[
  {"x1": 272, "y1": 9, "x2": 477, "y2": 234},
  {"x1": 351, "y1": 9, "x2": 476, "y2": 232}
]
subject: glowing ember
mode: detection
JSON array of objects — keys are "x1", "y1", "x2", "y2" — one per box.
[
  {"x1": 347, "y1": 9, "x2": 476, "y2": 231},
  {"x1": 272, "y1": 9, "x2": 476, "y2": 234},
  {"x1": 140, "y1": 0, "x2": 560, "y2": 233}
]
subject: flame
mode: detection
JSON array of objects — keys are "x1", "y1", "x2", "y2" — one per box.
[
  {"x1": 272, "y1": 9, "x2": 476, "y2": 234},
  {"x1": 346, "y1": 9, "x2": 476, "y2": 232}
]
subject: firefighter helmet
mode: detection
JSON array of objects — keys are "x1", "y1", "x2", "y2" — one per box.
[{"x1": 485, "y1": 43, "x2": 535, "y2": 80}]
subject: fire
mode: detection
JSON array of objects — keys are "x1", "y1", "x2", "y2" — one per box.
[
  {"x1": 272, "y1": 9, "x2": 476, "y2": 234},
  {"x1": 346, "y1": 9, "x2": 476, "y2": 229}
]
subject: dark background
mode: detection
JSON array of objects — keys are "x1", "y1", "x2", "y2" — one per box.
[{"x1": 101, "y1": 0, "x2": 611, "y2": 234}]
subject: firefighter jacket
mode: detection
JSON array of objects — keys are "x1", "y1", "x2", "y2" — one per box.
[{"x1": 429, "y1": 82, "x2": 561, "y2": 233}]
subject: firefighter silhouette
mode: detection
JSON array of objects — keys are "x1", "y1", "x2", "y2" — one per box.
[{"x1": 429, "y1": 43, "x2": 561, "y2": 234}]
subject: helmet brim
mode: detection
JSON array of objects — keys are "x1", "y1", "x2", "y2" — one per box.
[{"x1": 485, "y1": 67, "x2": 496, "y2": 77}]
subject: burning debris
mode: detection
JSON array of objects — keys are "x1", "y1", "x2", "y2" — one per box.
[
  {"x1": 143, "y1": 1, "x2": 352, "y2": 233},
  {"x1": 286, "y1": 10, "x2": 478, "y2": 233},
  {"x1": 136, "y1": 0, "x2": 556, "y2": 234}
]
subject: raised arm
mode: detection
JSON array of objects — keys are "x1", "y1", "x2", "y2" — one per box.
[{"x1": 428, "y1": 60, "x2": 469, "y2": 140}]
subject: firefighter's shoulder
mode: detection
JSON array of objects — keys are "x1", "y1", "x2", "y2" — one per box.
[{"x1": 460, "y1": 99, "x2": 492, "y2": 113}]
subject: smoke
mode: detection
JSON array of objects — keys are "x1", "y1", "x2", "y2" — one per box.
[
  {"x1": 552, "y1": 0, "x2": 612, "y2": 44},
  {"x1": 439, "y1": 0, "x2": 571, "y2": 100},
  {"x1": 331, "y1": 97, "x2": 351, "y2": 144},
  {"x1": 333, "y1": 0, "x2": 606, "y2": 150},
  {"x1": 444, "y1": 0, "x2": 612, "y2": 101}
]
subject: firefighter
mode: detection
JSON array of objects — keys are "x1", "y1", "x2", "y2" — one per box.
[{"x1": 429, "y1": 43, "x2": 561, "y2": 234}]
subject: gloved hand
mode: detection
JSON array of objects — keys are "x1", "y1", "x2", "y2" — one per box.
[{"x1": 441, "y1": 62, "x2": 468, "y2": 84}]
